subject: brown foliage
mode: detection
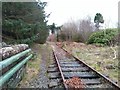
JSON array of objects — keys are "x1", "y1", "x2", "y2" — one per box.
[{"x1": 64, "y1": 77, "x2": 85, "y2": 89}]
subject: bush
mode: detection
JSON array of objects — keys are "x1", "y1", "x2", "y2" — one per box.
[{"x1": 87, "y1": 28, "x2": 118, "y2": 46}]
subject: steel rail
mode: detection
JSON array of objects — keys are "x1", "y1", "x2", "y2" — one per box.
[
  {"x1": 62, "y1": 47, "x2": 120, "y2": 90},
  {"x1": 52, "y1": 46, "x2": 68, "y2": 89}
]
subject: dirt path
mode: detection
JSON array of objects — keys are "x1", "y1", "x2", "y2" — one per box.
[
  {"x1": 29, "y1": 44, "x2": 49, "y2": 88},
  {"x1": 19, "y1": 43, "x2": 53, "y2": 88}
]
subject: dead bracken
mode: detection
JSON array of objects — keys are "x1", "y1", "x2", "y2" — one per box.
[{"x1": 64, "y1": 76, "x2": 85, "y2": 89}]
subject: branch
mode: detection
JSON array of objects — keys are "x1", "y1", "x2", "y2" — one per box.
[{"x1": 110, "y1": 46, "x2": 117, "y2": 60}]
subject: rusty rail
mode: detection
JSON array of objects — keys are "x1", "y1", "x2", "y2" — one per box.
[{"x1": 52, "y1": 46, "x2": 68, "y2": 89}]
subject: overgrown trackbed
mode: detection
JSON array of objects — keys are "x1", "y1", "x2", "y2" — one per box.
[{"x1": 48, "y1": 42, "x2": 119, "y2": 89}]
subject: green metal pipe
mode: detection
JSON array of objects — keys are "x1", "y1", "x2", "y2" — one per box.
[
  {"x1": 0, "y1": 54, "x2": 33, "y2": 87},
  {"x1": 0, "y1": 49, "x2": 31, "y2": 71}
]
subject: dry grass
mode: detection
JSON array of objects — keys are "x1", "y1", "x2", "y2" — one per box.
[
  {"x1": 63, "y1": 42, "x2": 118, "y2": 83},
  {"x1": 18, "y1": 44, "x2": 42, "y2": 87},
  {"x1": 18, "y1": 43, "x2": 53, "y2": 87}
]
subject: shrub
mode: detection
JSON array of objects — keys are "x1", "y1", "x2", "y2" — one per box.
[{"x1": 87, "y1": 28, "x2": 118, "y2": 46}]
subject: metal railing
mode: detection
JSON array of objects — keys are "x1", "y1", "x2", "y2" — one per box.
[{"x1": 0, "y1": 49, "x2": 33, "y2": 88}]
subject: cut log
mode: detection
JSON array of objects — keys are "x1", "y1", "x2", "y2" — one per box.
[{"x1": 0, "y1": 44, "x2": 29, "y2": 60}]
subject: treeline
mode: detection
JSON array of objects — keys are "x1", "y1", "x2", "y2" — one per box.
[
  {"x1": 57, "y1": 17, "x2": 95, "y2": 43},
  {"x1": 2, "y1": 1, "x2": 49, "y2": 44},
  {"x1": 56, "y1": 17, "x2": 118, "y2": 46}
]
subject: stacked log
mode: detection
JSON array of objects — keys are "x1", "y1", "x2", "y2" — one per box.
[
  {"x1": 64, "y1": 77, "x2": 85, "y2": 89},
  {"x1": 0, "y1": 44, "x2": 29, "y2": 60}
]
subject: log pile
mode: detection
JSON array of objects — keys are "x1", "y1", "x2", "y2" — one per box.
[
  {"x1": 0, "y1": 44, "x2": 29, "y2": 60},
  {"x1": 64, "y1": 77, "x2": 85, "y2": 89}
]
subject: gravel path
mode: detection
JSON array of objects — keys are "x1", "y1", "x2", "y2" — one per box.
[{"x1": 26, "y1": 44, "x2": 52, "y2": 88}]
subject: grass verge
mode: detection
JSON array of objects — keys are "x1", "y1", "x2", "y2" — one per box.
[{"x1": 18, "y1": 44, "x2": 41, "y2": 87}]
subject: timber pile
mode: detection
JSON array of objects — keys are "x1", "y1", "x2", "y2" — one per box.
[
  {"x1": 0, "y1": 44, "x2": 29, "y2": 60},
  {"x1": 64, "y1": 77, "x2": 85, "y2": 89}
]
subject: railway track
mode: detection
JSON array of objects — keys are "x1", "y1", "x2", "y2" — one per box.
[{"x1": 47, "y1": 43, "x2": 120, "y2": 89}]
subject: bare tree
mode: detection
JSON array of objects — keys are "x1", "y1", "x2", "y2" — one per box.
[
  {"x1": 60, "y1": 20, "x2": 78, "y2": 41},
  {"x1": 57, "y1": 17, "x2": 94, "y2": 42},
  {"x1": 78, "y1": 17, "x2": 94, "y2": 42}
]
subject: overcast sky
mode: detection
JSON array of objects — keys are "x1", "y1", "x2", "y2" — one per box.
[{"x1": 42, "y1": 0, "x2": 119, "y2": 28}]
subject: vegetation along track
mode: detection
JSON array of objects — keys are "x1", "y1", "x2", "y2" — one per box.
[{"x1": 47, "y1": 43, "x2": 120, "y2": 89}]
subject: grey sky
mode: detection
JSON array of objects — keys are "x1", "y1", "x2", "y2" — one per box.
[{"x1": 43, "y1": 0, "x2": 119, "y2": 28}]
